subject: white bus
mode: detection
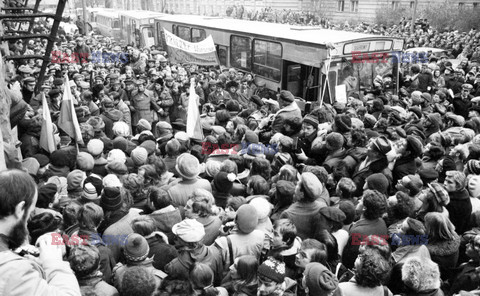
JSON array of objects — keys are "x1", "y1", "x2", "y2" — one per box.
[{"x1": 154, "y1": 15, "x2": 405, "y2": 103}]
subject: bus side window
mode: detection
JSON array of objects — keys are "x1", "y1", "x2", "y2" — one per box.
[
  {"x1": 192, "y1": 28, "x2": 206, "y2": 43},
  {"x1": 230, "y1": 35, "x2": 251, "y2": 71},
  {"x1": 253, "y1": 39, "x2": 282, "y2": 82},
  {"x1": 177, "y1": 25, "x2": 191, "y2": 41},
  {"x1": 216, "y1": 45, "x2": 228, "y2": 66}
]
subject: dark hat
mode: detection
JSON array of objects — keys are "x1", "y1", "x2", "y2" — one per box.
[
  {"x1": 100, "y1": 187, "x2": 123, "y2": 211},
  {"x1": 24, "y1": 77, "x2": 36, "y2": 84},
  {"x1": 244, "y1": 130, "x2": 259, "y2": 144},
  {"x1": 334, "y1": 114, "x2": 352, "y2": 133},
  {"x1": 214, "y1": 172, "x2": 235, "y2": 193},
  {"x1": 28, "y1": 212, "x2": 63, "y2": 244},
  {"x1": 124, "y1": 79, "x2": 134, "y2": 84},
  {"x1": 366, "y1": 173, "x2": 389, "y2": 194},
  {"x1": 106, "y1": 161, "x2": 128, "y2": 175},
  {"x1": 279, "y1": 90, "x2": 294, "y2": 103},
  {"x1": 258, "y1": 257, "x2": 286, "y2": 283},
  {"x1": 250, "y1": 95, "x2": 264, "y2": 106},
  {"x1": 48, "y1": 89, "x2": 61, "y2": 97},
  {"x1": 319, "y1": 207, "x2": 346, "y2": 223},
  {"x1": 304, "y1": 263, "x2": 339, "y2": 295},
  {"x1": 33, "y1": 153, "x2": 50, "y2": 167},
  {"x1": 275, "y1": 180, "x2": 295, "y2": 198},
  {"x1": 325, "y1": 132, "x2": 344, "y2": 151},
  {"x1": 50, "y1": 149, "x2": 69, "y2": 167},
  {"x1": 371, "y1": 136, "x2": 392, "y2": 154},
  {"x1": 303, "y1": 115, "x2": 319, "y2": 128},
  {"x1": 37, "y1": 184, "x2": 58, "y2": 207},
  {"x1": 53, "y1": 78, "x2": 64, "y2": 85},
  {"x1": 467, "y1": 159, "x2": 480, "y2": 175},
  {"x1": 226, "y1": 80, "x2": 239, "y2": 89},
  {"x1": 216, "y1": 80, "x2": 225, "y2": 88},
  {"x1": 409, "y1": 106, "x2": 423, "y2": 119},
  {"x1": 123, "y1": 233, "x2": 150, "y2": 262},
  {"x1": 406, "y1": 135, "x2": 423, "y2": 157}
]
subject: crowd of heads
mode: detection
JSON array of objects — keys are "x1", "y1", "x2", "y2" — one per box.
[{"x1": 3, "y1": 13, "x2": 480, "y2": 296}]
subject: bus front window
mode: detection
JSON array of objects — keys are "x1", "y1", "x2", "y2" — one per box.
[{"x1": 336, "y1": 56, "x2": 395, "y2": 97}]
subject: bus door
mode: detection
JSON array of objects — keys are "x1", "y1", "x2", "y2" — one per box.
[
  {"x1": 282, "y1": 60, "x2": 320, "y2": 102},
  {"x1": 141, "y1": 25, "x2": 155, "y2": 48}
]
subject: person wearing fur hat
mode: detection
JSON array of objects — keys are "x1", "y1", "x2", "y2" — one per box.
[
  {"x1": 112, "y1": 233, "x2": 166, "y2": 291},
  {"x1": 281, "y1": 172, "x2": 327, "y2": 240},
  {"x1": 400, "y1": 256, "x2": 443, "y2": 296},
  {"x1": 165, "y1": 219, "x2": 223, "y2": 285},
  {"x1": 166, "y1": 153, "x2": 212, "y2": 207}
]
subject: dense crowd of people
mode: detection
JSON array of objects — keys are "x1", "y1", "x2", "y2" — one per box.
[{"x1": 3, "y1": 13, "x2": 480, "y2": 296}]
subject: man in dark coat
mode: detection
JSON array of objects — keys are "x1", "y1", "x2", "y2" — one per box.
[
  {"x1": 392, "y1": 135, "x2": 423, "y2": 185},
  {"x1": 451, "y1": 84, "x2": 473, "y2": 119}
]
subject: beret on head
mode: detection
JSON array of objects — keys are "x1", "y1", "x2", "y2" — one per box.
[
  {"x1": 77, "y1": 152, "x2": 95, "y2": 171},
  {"x1": 249, "y1": 197, "x2": 273, "y2": 220},
  {"x1": 304, "y1": 263, "x2": 339, "y2": 295},
  {"x1": 300, "y1": 172, "x2": 323, "y2": 200},
  {"x1": 67, "y1": 169, "x2": 86, "y2": 191},
  {"x1": 319, "y1": 207, "x2": 346, "y2": 223},
  {"x1": 325, "y1": 132, "x2": 344, "y2": 151},
  {"x1": 87, "y1": 139, "x2": 104, "y2": 156},
  {"x1": 235, "y1": 204, "x2": 258, "y2": 234},
  {"x1": 176, "y1": 153, "x2": 200, "y2": 180},
  {"x1": 279, "y1": 90, "x2": 294, "y2": 103},
  {"x1": 172, "y1": 219, "x2": 205, "y2": 243},
  {"x1": 107, "y1": 149, "x2": 126, "y2": 164},
  {"x1": 366, "y1": 173, "x2": 389, "y2": 194}
]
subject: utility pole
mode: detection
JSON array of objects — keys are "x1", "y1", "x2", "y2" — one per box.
[
  {"x1": 410, "y1": 0, "x2": 418, "y2": 34},
  {"x1": 82, "y1": 0, "x2": 87, "y2": 36}
]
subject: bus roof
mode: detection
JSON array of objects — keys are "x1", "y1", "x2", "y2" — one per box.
[
  {"x1": 118, "y1": 10, "x2": 166, "y2": 20},
  {"x1": 156, "y1": 15, "x2": 402, "y2": 46},
  {"x1": 95, "y1": 10, "x2": 119, "y2": 18}
]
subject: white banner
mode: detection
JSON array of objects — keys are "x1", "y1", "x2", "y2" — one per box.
[{"x1": 163, "y1": 28, "x2": 219, "y2": 66}]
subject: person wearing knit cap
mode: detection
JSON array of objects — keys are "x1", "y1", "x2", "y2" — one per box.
[
  {"x1": 131, "y1": 146, "x2": 148, "y2": 167},
  {"x1": 444, "y1": 170, "x2": 472, "y2": 235},
  {"x1": 67, "y1": 169, "x2": 86, "y2": 194},
  {"x1": 112, "y1": 233, "x2": 165, "y2": 291},
  {"x1": 364, "y1": 173, "x2": 389, "y2": 195},
  {"x1": 249, "y1": 197, "x2": 274, "y2": 241},
  {"x1": 303, "y1": 263, "x2": 339, "y2": 296},
  {"x1": 466, "y1": 159, "x2": 480, "y2": 176},
  {"x1": 257, "y1": 257, "x2": 288, "y2": 295},
  {"x1": 213, "y1": 204, "x2": 265, "y2": 269},
  {"x1": 77, "y1": 152, "x2": 95, "y2": 172},
  {"x1": 68, "y1": 245, "x2": 119, "y2": 296},
  {"x1": 165, "y1": 219, "x2": 222, "y2": 284},
  {"x1": 46, "y1": 149, "x2": 71, "y2": 178},
  {"x1": 102, "y1": 174, "x2": 122, "y2": 188},
  {"x1": 271, "y1": 90, "x2": 302, "y2": 134},
  {"x1": 80, "y1": 182, "x2": 100, "y2": 204},
  {"x1": 100, "y1": 187, "x2": 123, "y2": 212},
  {"x1": 167, "y1": 153, "x2": 212, "y2": 207}
]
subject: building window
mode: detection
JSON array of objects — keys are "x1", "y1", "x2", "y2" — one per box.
[
  {"x1": 230, "y1": 35, "x2": 252, "y2": 71},
  {"x1": 410, "y1": 1, "x2": 414, "y2": 8},
  {"x1": 338, "y1": 0, "x2": 345, "y2": 11},
  {"x1": 253, "y1": 39, "x2": 282, "y2": 82},
  {"x1": 392, "y1": 1, "x2": 400, "y2": 9},
  {"x1": 351, "y1": 0, "x2": 358, "y2": 12},
  {"x1": 474, "y1": 3, "x2": 478, "y2": 8},
  {"x1": 459, "y1": 2, "x2": 465, "y2": 8}
]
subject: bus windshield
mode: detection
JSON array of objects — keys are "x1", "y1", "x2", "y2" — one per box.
[{"x1": 332, "y1": 56, "x2": 396, "y2": 97}]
